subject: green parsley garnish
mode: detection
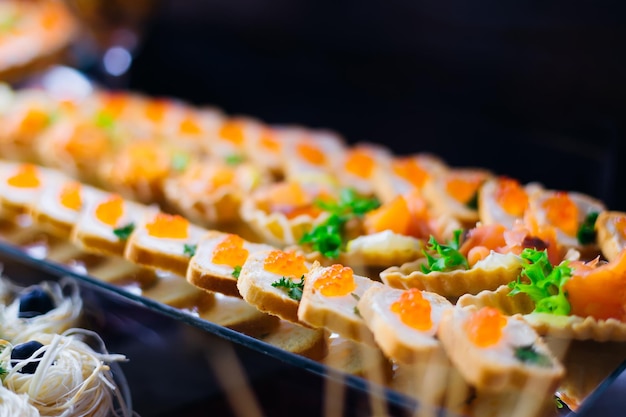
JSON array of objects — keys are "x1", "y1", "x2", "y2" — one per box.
[
  {"x1": 113, "y1": 222, "x2": 135, "y2": 241},
  {"x1": 299, "y1": 188, "x2": 380, "y2": 259},
  {"x1": 513, "y1": 345, "x2": 552, "y2": 367},
  {"x1": 508, "y1": 248, "x2": 572, "y2": 315},
  {"x1": 577, "y1": 211, "x2": 599, "y2": 246},
  {"x1": 183, "y1": 243, "x2": 197, "y2": 257},
  {"x1": 232, "y1": 265, "x2": 242, "y2": 279},
  {"x1": 555, "y1": 397, "x2": 565, "y2": 410},
  {"x1": 271, "y1": 276, "x2": 305, "y2": 301},
  {"x1": 94, "y1": 111, "x2": 116, "y2": 132},
  {"x1": 421, "y1": 230, "x2": 469, "y2": 274},
  {"x1": 171, "y1": 152, "x2": 191, "y2": 172},
  {"x1": 354, "y1": 306, "x2": 361, "y2": 317},
  {"x1": 225, "y1": 154, "x2": 245, "y2": 166}
]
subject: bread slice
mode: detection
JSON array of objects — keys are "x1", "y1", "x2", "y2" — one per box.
[
  {"x1": 30, "y1": 176, "x2": 104, "y2": 240},
  {"x1": 297, "y1": 262, "x2": 382, "y2": 346},
  {"x1": 141, "y1": 270, "x2": 215, "y2": 310},
  {"x1": 438, "y1": 305, "x2": 565, "y2": 394},
  {"x1": 595, "y1": 210, "x2": 626, "y2": 262},
  {"x1": 0, "y1": 161, "x2": 66, "y2": 220},
  {"x1": 237, "y1": 249, "x2": 312, "y2": 324},
  {"x1": 124, "y1": 211, "x2": 208, "y2": 277},
  {"x1": 71, "y1": 192, "x2": 152, "y2": 257},
  {"x1": 258, "y1": 320, "x2": 329, "y2": 360},
  {"x1": 357, "y1": 285, "x2": 453, "y2": 365},
  {"x1": 186, "y1": 230, "x2": 275, "y2": 297},
  {"x1": 322, "y1": 336, "x2": 392, "y2": 382},
  {"x1": 200, "y1": 292, "x2": 280, "y2": 337}
]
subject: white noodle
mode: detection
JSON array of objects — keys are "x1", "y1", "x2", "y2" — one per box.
[
  {"x1": 0, "y1": 384, "x2": 40, "y2": 417},
  {"x1": 0, "y1": 329, "x2": 131, "y2": 417},
  {"x1": 0, "y1": 277, "x2": 83, "y2": 343}
]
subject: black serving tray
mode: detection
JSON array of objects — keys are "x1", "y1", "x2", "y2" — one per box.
[{"x1": 0, "y1": 237, "x2": 625, "y2": 417}]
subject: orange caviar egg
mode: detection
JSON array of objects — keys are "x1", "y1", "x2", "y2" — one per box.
[
  {"x1": 263, "y1": 250, "x2": 308, "y2": 278},
  {"x1": 390, "y1": 288, "x2": 433, "y2": 331},
  {"x1": 19, "y1": 109, "x2": 49, "y2": 136},
  {"x1": 95, "y1": 195, "x2": 124, "y2": 227},
  {"x1": 7, "y1": 164, "x2": 40, "y2": 188},
  {"x1": 297, "y1": 142, "x2": 326, "y2": 166},
  {"x1": 345, "y1": 149, "x2": 375, "y2": 178},
  {"x1": 542, "y1": 192, "x2": 579, "y2": 236},
  {"x1": 41, "y1": 4, "x2": 62, "y2": 30},
  {"x1": 267, "y1": 182, "x2": 310, "y2": 208},
  {"x1": 446, "y1": 175, "x2": 483, "y2": 204},
  {"x1": 364, "y1": 195, "x2": 411, "y2": 235},
  {"x1": 259, "y1": 130, "x2": 281, "y2": 153},
  {"x1": 212, "y1": 234, "x2": 249, "y2": 267},
  {"x1": 59, "y1": 182, "x2": 82, "y2": 211},
  {"x1": 219, "y1": 121, "x2": 245, "y2": 146},
  {"x1": 101, "y1": 94, "x2": 128, "y2": 118},
  {"x1": 313, "y1": 264, "x2": 356, "y2": 297},
  {"x1": 210, "y1": 167, "x2": 235, "y2": 190},
  {"x1": 392, "y1": 158, "x2": 429, "y2": 189},
  {"x1": 145, "y1": 99, "x2": 169, "y2": 123},
  {"x1": 494, "y1": 177, "x2": 528, "y2": 216},
  {"x1": 179, "y1": 115, "x2": 202, "y2": 135},
  {"x1": 565, "y1": 249, "x2": 626, "y2": 321},
  {"x1": 615, "y1": 216, "x2": 626, "y2": 240},
  {"x1": 465, "y1": 307, "x2": 507, "y2": 348},
  {"x1": 146, "y1": 213, "x2": 190, "y2": 239}
]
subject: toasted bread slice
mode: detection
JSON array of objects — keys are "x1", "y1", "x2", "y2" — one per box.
[
  {"x1": 71, "y1": 192, "x2": 151, "y2": 257},
  {"x1": 237, "y1": 249, "x2": 312, "y2": 324},
  {"x1": 258, "y1": 320, "x2": 329, "y2": 360},
  {"x1": 357, "y1": 285, "x2": 453, "y2": 365},
  {"x1": 30, "y1": 177, "x2": 103, "y2": 240},
  {"x1": 595, "y1": 210, "x2": 626, "y2": 262},
  {"x1": 0, "y1": 161, "x2": 66, "y2": 220},
  {"x1": 200, "y1": 292, "x2": 280, "y2": 337},
  {"x1": 124, "y1": 211, "x2": 208, "y2": 277},
  {"x1": 297, "y1": 262, "x2": 382, "y2": 346},
  {"x1": 438, "y1": 305, "x2": 565, "y2": 394},
  {"x1": 186, "y1": 231, "x2": 275, "y2": 297},
  {"x1": 141, "y1": 270, "x2": 214, "y2": 310}
]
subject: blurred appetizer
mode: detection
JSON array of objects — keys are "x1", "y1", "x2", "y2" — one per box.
[
  {"x1": 164, "y1": 157, "x2": 270, "y2": 227},
  {"x1": 333, "y1": 142, "x2": 392, "y2": 197},
  {"x1": 281, "y1": 128, "x2": 346, "y2": 181},
  {"x1": 593, "y1": 210, "x2": 626, "y2": 262},
  {"x1": 423, "y1": 167, "x2": 493, "y2": 227},
  {"x1": 478, "y1": 176, "x2": 543, "y2": 229}
]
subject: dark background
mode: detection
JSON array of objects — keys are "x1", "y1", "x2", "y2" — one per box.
[{"x1": 88, "y1": 0, "x2": 626, "y2": 210}]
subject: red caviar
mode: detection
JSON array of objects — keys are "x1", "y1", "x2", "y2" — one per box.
[
  {"x1": 259, "y1": 130, "x2": 281, "y2": 153},
  {"x1": 212, "y1": 234, "x2": 249, "y2": 267},
  {"x1": 219, "y1": 121, "x2": 245, "y2": 146},
  {"x1": 313, "y1": 264, "x2": 356, "y2": 297},
  {"x1": 494, "y1": 177, "x2": 528, "y2": 216},
  {"x1": 146, "y1": 213, "x2": 189, "y2": 239},
  {"x1": 392, "y1": 158, "x2": 429, "y2": 189},
  {"x1": 345, "y1": 149, "x2": 375, "y2": 178},
  {"x1": 465, "y1": 307, "x2": 507, "y2": 348},
  {"x1": 19, "y1": 109, "x2": 49, "y2": 136},
  {"x1": 542, "y1": 192, "x2": 579, "y2": 237},
  {"x1": 59, "y1": 182, "x2": 82, "y2": 211},
  {"x1": 446, "y1": 175, "x2": 483, "y2": 204},
  {"x1": 263, "y1": 250, "x2": 308, "y2": 278},
  {"x1": 297, "y1": 142, "x2": 325, "y2": 166},
  {"x1": 179, "y1": 115, "x2": 202, "y2": 135},
  {"x1": 95, "y1": 195, "x2": 124, "y2": 227},
  {"x1": 7, "y1": 164, "x2": 40, "y2": 188},
  {"x1": 390, "y1": 288, "x2": 433, "y2": 331}
]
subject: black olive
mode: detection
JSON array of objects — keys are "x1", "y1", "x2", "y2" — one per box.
[
  {"x1": 11, "y1": 341, "x2": 45, "y2": 374},
  {"x1": 18, "y1": 287, "x2": 55, "y2": 319}
]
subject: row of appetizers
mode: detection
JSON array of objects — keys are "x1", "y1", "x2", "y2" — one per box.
[
  {"x1": 0, "y1": 276, "x2": 131, "y2": 417},
  {"x1": 5, "y1": 158, "x2": 626, "y2": 416}
]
